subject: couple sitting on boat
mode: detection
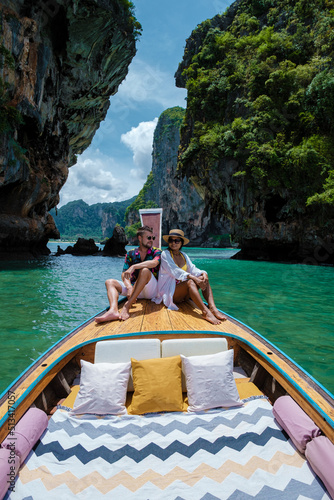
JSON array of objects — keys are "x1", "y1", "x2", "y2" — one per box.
[{"x1": 95, "y1": 225, "x2": 226, "y2": 324}]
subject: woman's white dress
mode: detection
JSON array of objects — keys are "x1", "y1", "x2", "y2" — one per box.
[{"x1": 152, "y1": 249, "x2": 205, "y2": 310}]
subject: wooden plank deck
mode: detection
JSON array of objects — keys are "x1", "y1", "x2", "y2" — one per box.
[{"x1": 1, "y1": 299, "x2": 334, "y2": 443}]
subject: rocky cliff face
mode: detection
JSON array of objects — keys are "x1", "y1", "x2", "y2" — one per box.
[
  {"x1": 175, "y1": 0, "x2": 334, "y2": 264},
  {"x1": 0, "y1": 0, "x2": 138, "y2": 257},
  {"x1": 126, "y1": 107, "x2": 230, "y2": 247}
]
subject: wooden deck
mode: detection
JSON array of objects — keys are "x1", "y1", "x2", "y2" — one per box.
[{"x1": 1, "y1": 299, "x2": 334, "y2": 443}]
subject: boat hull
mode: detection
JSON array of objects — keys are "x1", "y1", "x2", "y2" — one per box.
[{"x1": 1, "y1": 299, "x2": 333, "y2": 444}]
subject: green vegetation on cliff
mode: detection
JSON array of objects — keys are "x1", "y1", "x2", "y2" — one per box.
[
  {"x1": 50, "y1": 197, "x2": 136, "y2": 241},
  {"x1": 158, "y1": 106, "x2": 185, "y2": 141},
  {"x1": 178, "y1": 0, "x2": 334, "y2": 212},
  {"x1": 124, "y1": 171, "x2": 158, "y2": 220}
]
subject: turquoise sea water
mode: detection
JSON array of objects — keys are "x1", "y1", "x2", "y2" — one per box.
[{"x1": 0, "y1": 243, "x2": 333, "y2": 395}]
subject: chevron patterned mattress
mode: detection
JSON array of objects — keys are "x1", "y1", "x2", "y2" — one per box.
[{"x1": 7, "y1": 397, "x2": 330, "y2": 499}]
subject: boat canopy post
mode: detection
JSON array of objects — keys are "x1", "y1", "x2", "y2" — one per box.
[{"x1": 139, "y1": 208, "x2": 163, "y2": 249}]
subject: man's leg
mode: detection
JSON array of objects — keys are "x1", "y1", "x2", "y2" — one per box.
[
  {"x1": 95, "y1": 279, "x2": 123, "y2": 323},
  {"x1": 120, "y1": 268, "x2": 152, "y2": 321}
]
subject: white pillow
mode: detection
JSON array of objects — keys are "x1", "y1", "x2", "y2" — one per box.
[
  {"x1": 71, "y1": 360, "x2": 131, "y2": 415},
  {"x1": 181, "y1": 350, "x2": 243, "y2": 412}
]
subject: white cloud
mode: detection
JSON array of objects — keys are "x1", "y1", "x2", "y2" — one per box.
[
  {"x1": 114, "y1": 59, "x2": 186, "y2": 110},
  {"x1": 58, "y1": 149, "x2": 140, "y2": 207},
  {"x1": 58, "y1": 118, "x2": 159, "y2": 207},
  {"x1": 121, "y1": 118, "x2": 158, "y2": 180}
]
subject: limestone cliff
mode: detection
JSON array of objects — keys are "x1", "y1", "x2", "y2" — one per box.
[
  {"x1": 175, "y1": 0, "x2": 334, "y2": 264},
  {"x1": 0, "y1": 0, "x2": 138, "y2": 257},
  {"x1": 125, "y1": 107, "x2": 230, "y2": 247}
]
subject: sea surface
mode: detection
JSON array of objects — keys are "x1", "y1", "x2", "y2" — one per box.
[{"x1": 0, "y1": 243, "x2": 333, "y2": 396}]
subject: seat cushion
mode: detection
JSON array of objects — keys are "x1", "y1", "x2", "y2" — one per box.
[
  {"x1": 128, "y1": 356, "x2": 184, "y2": 415},
  {"x1": 95, "y1": 338, "x2": 161, "y2": 391}
]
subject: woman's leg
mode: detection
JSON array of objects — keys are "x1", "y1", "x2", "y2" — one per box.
[
  {"x1": 174, "y1": 280, "x2": 221, "y2": 325},
  {"x1": 173, "y1": 281, "x2": 190, "y2": 303},
  {"x1": 202, "y1": 283, "x2": 227, "y2": 321}
]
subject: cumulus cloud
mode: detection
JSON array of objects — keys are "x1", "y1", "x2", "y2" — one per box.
[
  {"x1": 121, "y1": 118, "x2": 158, "y2": 180},
  {"x1": 58, "y1": 149, "x2": 140, "y2": 207},
  {"x1": 114, "y1": 59, "x2": 186, "y2": 111},
  {"x1": 58, "y1": 118, "x2": 159, "y2": 207}
]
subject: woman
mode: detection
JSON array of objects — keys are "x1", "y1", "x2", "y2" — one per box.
[{"x1": 152, "y1": 229, "x2": 226, "y2": 325}]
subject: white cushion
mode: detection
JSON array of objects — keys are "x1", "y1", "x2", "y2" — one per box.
[
  {"x1": 161, "y1": 338, "x2": 228, "y2": 358},
  {"x1": 95, "y1": 339, "x2": 161, "y2": 391},
  {"x1": 71, "y1": 360, "x2": 131, "y2": 415},
  {"x1": 181, "y1": 350, "x2": 243, "y2": 412},
  {"x1": 162, "y1": 338, "x2": 228, "y2": 390}
]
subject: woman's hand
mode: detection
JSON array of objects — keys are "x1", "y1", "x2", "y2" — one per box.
[{"x1": 189, "y1": 274, "x2": 207, "y2": 291}]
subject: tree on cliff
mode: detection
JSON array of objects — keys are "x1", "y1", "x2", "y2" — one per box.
[{"x1": 176, "y1": 0, "x2": 334, "y2": 261}]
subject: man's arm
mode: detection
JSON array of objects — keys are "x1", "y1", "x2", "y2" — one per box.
[{"x1": 122, "y1": 258, "x2": 159, "y2": 281}]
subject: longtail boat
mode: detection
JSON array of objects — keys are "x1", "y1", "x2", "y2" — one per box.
[
  {"x1": 0, "y1": 299, "x2": 333, "y2": 499},
  {"x1": 0, "y1": 210, "x2": 333, "y2": 498}
]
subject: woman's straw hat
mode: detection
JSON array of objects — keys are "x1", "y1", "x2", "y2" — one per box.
[{"x1": 162, "y1": 229, "x2": 190, "y2": 245}]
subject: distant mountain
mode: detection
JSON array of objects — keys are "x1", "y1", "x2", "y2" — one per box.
[{"x1": 50, "y1": 197, "x2": 136, "y2": 241}]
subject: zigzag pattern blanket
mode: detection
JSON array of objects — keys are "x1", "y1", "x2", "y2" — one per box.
[{"x1": 7, "y1": 398, "x2": 330, "y2": 499}]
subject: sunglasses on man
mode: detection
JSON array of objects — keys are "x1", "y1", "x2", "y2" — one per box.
[
  {"x1": 169, "y1": 238, "x2": 181, "y2": 243},
  {"x1": 146, "y1": 236, "x2": 155, "y2": 241}
]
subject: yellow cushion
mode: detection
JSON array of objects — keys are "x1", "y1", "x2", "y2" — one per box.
[
  {"x1": 62, "y1": 376, "x2": 262, "y2": 412},
  {"x1": 128, "y1": 356, "x2": 184, "y2": 415},
  {"x1": 62, "y1": 385, "x2": 80, "y2": 409},
  {"x1": 235, "y1": 379, "x2": 264, "y2": 399}
]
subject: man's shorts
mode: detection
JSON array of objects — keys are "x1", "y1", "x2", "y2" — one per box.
[{"x1": 116, "y1": 274, "x2": 158, "y2": 299}]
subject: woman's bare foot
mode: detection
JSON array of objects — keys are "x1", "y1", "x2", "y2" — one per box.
[
  {"x1": 210, "y1": 307, "x2": 227, "y2": 321},
  {"x1": 95, "y1": 310, "x2": 120, "y2": 323},
  {"x1": 202, "y1": 308, "x2": 221, "y2": 325}
]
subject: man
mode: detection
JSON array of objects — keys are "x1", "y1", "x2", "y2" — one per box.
[{"x1": 95, "y1": 226, "x2": 161, "y2": 322}]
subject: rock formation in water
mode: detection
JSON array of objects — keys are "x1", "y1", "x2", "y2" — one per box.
[
  {"x1": 125, "y1": 107, "x2": 231, "y2": 247},
  {"x1": 103, "y1": 225, "x2": 127, "y2": 256},
  {"x1": 175, "y1": 0, "x2": 334, "y2": 264},
  {"x1": 0, "y1": 0, "x2": 139, "y2": 258},
  {"x1": 58, "y1": 237, "x2": 100, "y2": 256}
]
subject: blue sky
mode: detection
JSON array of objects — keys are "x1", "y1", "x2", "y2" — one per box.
[{"x1": 59, "y1": 0, "x2": 233, "y2": 206}]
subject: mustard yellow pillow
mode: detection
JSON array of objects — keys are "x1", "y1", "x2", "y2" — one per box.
[
  {"x1": 235, "y1": 379, "x2": 264, "y2": 399},
  {"x1": 128, "y1": 356, "x2": 184, "y2": 414}
]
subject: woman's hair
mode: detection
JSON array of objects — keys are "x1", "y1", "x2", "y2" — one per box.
[{"x1": 137, "y1": 225, "x2": 153, "y2": 239}]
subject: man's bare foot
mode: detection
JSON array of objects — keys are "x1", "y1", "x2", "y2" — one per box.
[
  {"x1": 210, "y1": 307, "x2": 227, "y2": 321},
  {"x1": 120, "y1": 304, "x2": 130, "y2": 321},
  {"x1": 202, "y1": 308, "x2": 221, "y2": 325},
  {"x1": 95, "y1": 310, "x2": 120, "y2": 323}
]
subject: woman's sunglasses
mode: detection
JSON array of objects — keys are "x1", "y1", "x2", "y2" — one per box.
[
  {"x1": 169, "y1": 238, "x2": 181, "y2": 244},
  {"x1": 146, "y1": 236, "x2": 155, "y2": 241}
]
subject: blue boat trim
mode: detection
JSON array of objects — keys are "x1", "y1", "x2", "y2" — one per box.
[
  {"x1": 225, "y1": 309, "x2": 334, "y2": 400},
  {"x1": 1, "y1": 327, "x2": 333, "y2": 432},
  {"x1": 0, "y1": 298, "x2": 126, "y2": 401},
  {"x1": 0, "y1": 307, "x2": 107, "y2": 401},
  {"x1": 1, "y1": 303, "x2": 332, "y2": 433}
]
